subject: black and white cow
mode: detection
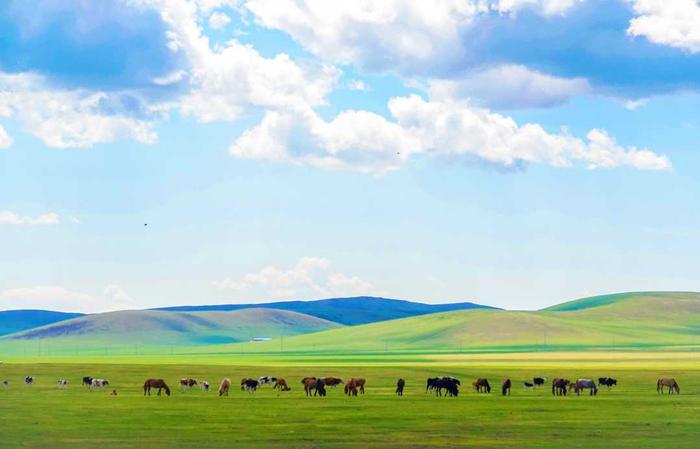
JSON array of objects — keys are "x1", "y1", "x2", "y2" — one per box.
[
  {"x1": 258, "y1": 376, "x2": 277, "y2": 386},
  {"x1": 90, "y1": 378, "x2": 109, "y2": 389},
  {"x1": 82, "y1": 376, "x2": 94, "y2": 387},
  {"x1": 201, "y1": 380, "x2": 210, "y2": 392},
  {"x1": 243, "y1": 379, "x2": 259, "y2": 393},
  {"x1": 533, "y1": 377, "x2": 547, "y2": 387},
  {"x1": 24, "y1": 376, "x2": 35, "y2": 385},
  {"x1": 57, "y1": 379, "x2": 69, "y2": 388}
]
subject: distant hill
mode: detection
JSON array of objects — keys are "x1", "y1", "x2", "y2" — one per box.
[
  {"x1": 157, "y1": 296, "x2": 498, "y2": 325},
  {"x1": 0, "y1": 310, "x2": 83, "y2": 337},
  {"x1": 3, "y1": 308, "x2": 340, "y2": 347},
  {"x1": 218, "y1": 292, "x2": 700, "y2": 353}
]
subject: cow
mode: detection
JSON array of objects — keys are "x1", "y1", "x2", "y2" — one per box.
[
  {"x1": 201, "y1": 381, "x2": 210, "y2": 392},
  {"x1": 91, "y1": 379, "x2": 109, "y2": 390},
  {"x1": 57, "y1": 379, "x2": 68, "y2": 388},
  {"x1": 396, "y1": 378, "x2": 405, "y2": 396},
  {"x1": 242, "y1": 378, "x2": 259, "y2": 393},
  {"x1": 598, "y1": 377, "x2": 617, "y2": 389},
  {"x1": 24, "y1": 376, "x2": 34, "y2": 385},
  {"x1": 258, "y1": 376, "x2": 277, "y2": 386},
  {"x1": 523, "y1": 382, "x2": 534, "y2": 389},
  {"x1": 82, "y1": 376, "x2": 93, "y2": 387},
  {"x1": 533, "y1": 377, "x2": 546, "y2": 387},
  {"x1": 179, "y1": 378, "x2": 197, "y2": 390}
]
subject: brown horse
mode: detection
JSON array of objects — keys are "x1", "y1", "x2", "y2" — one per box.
[
  {"x1": 218, "y1": 378, "x2": 231, "y2": 396},
  {"x1": 552, "y1": 378, "x2": 570, "y2": 396},
  {"x1": 657, "y1": 378, "x2": 680, "y2": 394},
  {"x1": 344, "y1": 378, "x2": 365, "y2": 396},
  {"x1": 472, "y1": 378, "x2": 491, "y2": 393},
  {"x1": 302, "y1": 377, "x2": 327, "y2": 396},
  {"x1": 273, "y1": 378, "x2": 291, "y2": 391},
  {"x1": 502, "y1": 378, "x2": 511, "y2": 396},
  {"x1": 143, "y1": 379, "x2": 171, "y2": 396}
]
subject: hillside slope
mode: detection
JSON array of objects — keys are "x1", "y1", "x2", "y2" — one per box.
[
  {"x1": 0, "y1": 310, "x2": 84, "y2": 337},
  {"x1": 219, "y1": 292, "x2": 700, "y2": 353},
  {"x1": 157, "y1": 296, "x2": 497, "y2": 325},
  {"x1": 2, "y1": 308, "x2": 341, "y2": 346}
]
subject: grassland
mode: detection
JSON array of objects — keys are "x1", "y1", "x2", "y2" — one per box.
[{"x1": 0, "y1": 352, "x2": 698, "y2": 449}]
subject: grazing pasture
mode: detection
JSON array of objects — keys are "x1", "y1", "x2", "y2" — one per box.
[{"x1": 0, "y1": 352, "x2": 698, "y2": 448}]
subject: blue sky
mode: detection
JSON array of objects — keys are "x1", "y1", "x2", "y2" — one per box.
[{"x1": 1, "y1": 0, "x2": 700, "y2": 312}]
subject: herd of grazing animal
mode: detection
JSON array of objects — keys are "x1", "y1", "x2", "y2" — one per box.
[{"x1": 0, "y1": 374, "x2": 685, "y2": 399}]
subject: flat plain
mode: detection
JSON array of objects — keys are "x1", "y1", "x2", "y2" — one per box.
[{"x1": 0, "y1": 352, "x2": 698, "y2": 449}]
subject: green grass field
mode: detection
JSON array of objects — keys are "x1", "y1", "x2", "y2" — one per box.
[{"x1": 1, "y1": 352, "x2": 698, "y2": 448}]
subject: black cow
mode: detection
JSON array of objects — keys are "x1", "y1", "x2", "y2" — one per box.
[
  {"x1": 242, "y1": 379, "x2": 259, "y2": 393},
  {"x1": 598, "y1": 377, "x2": 617, "y2": 389},
  {"x1": 82, "y1": 376, "x2": 93, "y2": 387},
  {"x1": 523, "y1": 382, "x2": 534, "y2": 389},
  {"x1": 533, "y1": 377, "x2": 546, "y2": 387},
  {"x1": 396, "y1": 378, "x2": 405, "y2": 396}
]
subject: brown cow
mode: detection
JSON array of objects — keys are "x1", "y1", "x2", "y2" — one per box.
[
  {"x1": 274, "y1": 378, "x2": 291, "y2": 391},
  {"x1": 179, "y1": 378, "x2": 197, "y2": 389}
]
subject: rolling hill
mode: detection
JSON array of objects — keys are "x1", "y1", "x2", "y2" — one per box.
[
  {"x1": 1, "y1": 308, "x2": 340, "y2": 347},
  {"x1": 211, "y1": 292, "x2": 700, "y2": 353},
  {"x1": 0, "y1": 310, "x2": 84, "y2": 337},
  {"x1": 156, "y1": 296, "x2": 497, "y2": 325}
]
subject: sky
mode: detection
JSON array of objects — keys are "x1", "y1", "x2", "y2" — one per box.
[{"x1": 1, "y1": 0, "x2": 700, "y2": 313}]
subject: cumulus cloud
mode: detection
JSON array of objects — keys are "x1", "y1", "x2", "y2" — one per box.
[
  {"x1": 230, "y1": 93, "x2": 671, "y2": 173},
  {"x1": 0, "y1": 211, "x2": 60, "y2": 225},
  {"x1": 0, "y1": 72, "x2": 157, "y2": 148},
  {"x1": 214, "y1": 257, "x2": 373, "y2": 298},
  {"x1": 429, "y1": 65, "x2": 591, "y2": 109},
  {"x1": 0, "y1": 124, "x2": 13, "y2": 149},
  {"x1": 627, "y1": 0, "x2": 700, "y2": 53},
  {"x1": 0, "y1": 284, "x2": 135, "y2": 313},
  {"x1": 208, "y1": 11, "x2": 231, "y2": 29}
]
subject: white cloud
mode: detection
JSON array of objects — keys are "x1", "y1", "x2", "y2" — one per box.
[
  {"x1": 0, "y1": 211, "x2": 60, "y2": 225},
  {"x1": 244, "y1": 0, "x2": 581, "y2": 74},
  {"x1": 152, "y1": 69, "x2": 188, "y2": 85},
  {"x1": 429, "y1": 65, "x2": 591, "y2": 109},
  {"x1": 0, "y1": 124, "x2": 12, "y2": 149},
  {"x1": 624, "y1": 98, "x2": 649, "y2": 110},
  {"x1": 0, "y1": 72, "x2": 157, "y2": 148},
  {"x1": 208, "y1": 11, "x2": 231, "y2": 28},
  {"x1": 134, "y1": 0, "x2": 339, "y2": 122},
  {"x1": 214, "y1": 256, "x2": 373, "y2": 298},
  {"x1": 230, "y1": 93, "x2": 671, "y2": 173},
  {"x1": 346, "y1": 79, "x2": 368, "y2": 91},
  {"x1": 0, "y1": 284, "x2": 135, "y2": 313},
  {"x1": 627, "y1": 0, "x2": 700, "y2": 53}
]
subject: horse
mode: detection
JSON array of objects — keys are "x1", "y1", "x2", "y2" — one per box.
[
  {"x1": 551, "y1": 378, "x2": 570, "y2": 396},
  {"x1": 472, "y1": 378, "x2": 491, "y2": 393},
  {"x1": 657, "y1": 378, "x2": 680, "y2": 395},
  {"x1": 201, "y1": 381, "x2": 210, "y2": 392},
  {"x1": 598, "y1": 377, "x2": 617, "y2": 389},
  {"x1": 179, "y1": 378, "x2": 197, "y2": 389},
  {"x1": 143, "y1": 378, "x2": 171, "y2": 396},
  {"x1": 82, "y1": 376, "x2": 93, "y2": 387},
  {"x1": 396, "y1": 378, "x2": 405, "y2": 396},
  {"x1": 429, "y1": 377, "x2": 459, "y2": 397},
  {"x1": 571, "y1": 379, "x2": 597, "y2": 396},
  {"x1": 57, "y1": 379, "x2": 68, "y2": 388},
  {"x1": 302, "y1": 377, "x2": 326, "y2": 397},
  {"x1": 91, "y1": 379, "x2": 109, "y2": 390},
  {"x1": 218, "y1": 378, "x2": 231, "y2": 396},
  {"x1": 502, "y1": 378, "x2": 511, "y2": 396},
  {"x1": 273, "y1": 378, "x2": 291, "y2": 391},
  {"x1": 533, "y1": 377, "x2": 546, "y2": 387},
  {"x1": 344, "y1": 378, "x2": 366, "y2": 396},
  {"x1": 24, "y1": 376, "x2": 34, "y2": 385},
  {"x1": 323, "y1": 377, "x2": 343, "y2": 388}
]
